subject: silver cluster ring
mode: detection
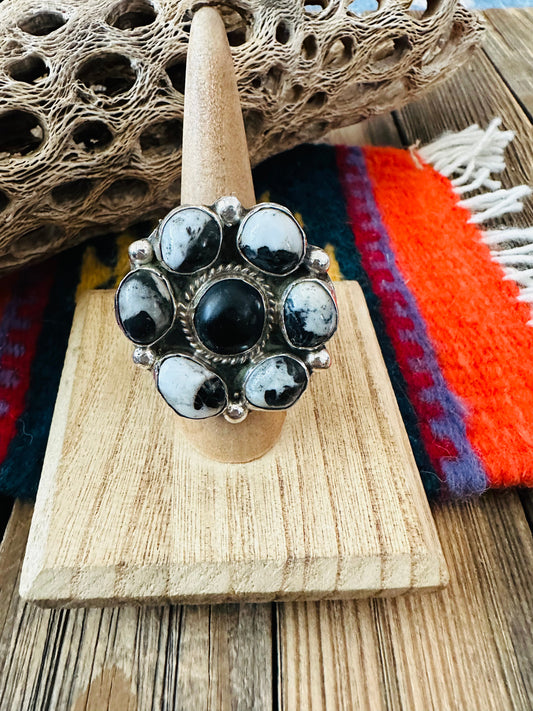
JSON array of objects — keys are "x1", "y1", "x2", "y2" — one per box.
[{"x1": 115, "y1": 196, "x2": 339, "y2": 423}]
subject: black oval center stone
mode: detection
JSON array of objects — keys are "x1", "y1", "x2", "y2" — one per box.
[{"x1": 194, "y1": 279, "x2": 265, "y2": 355}]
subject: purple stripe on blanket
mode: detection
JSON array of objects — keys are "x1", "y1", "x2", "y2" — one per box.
[
  {"x1": 0, "y1": 369, "x2": 20, "y2": 388},
  {"x1": 344, "y1": 146, "x2": 488, "y2": 497}
]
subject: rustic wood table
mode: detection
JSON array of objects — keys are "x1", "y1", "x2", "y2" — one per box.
[{"x1": 0, "y1": 8, "x2": 532, "y2": 710}]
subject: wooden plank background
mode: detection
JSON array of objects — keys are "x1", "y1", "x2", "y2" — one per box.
[{"x1": 0, "y1": 9, "x2": 532, "y2": 709}]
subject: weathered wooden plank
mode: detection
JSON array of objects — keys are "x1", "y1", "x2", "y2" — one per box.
[
  {"x1": 326, "y1": 113, "x2": 403, "y2": 148},
  {"x1": 483, "y1": 8, "x2": 533, "y2": 119},
  {"x1": 0, "y1": 504, "x2": 273, "y2": 711},
  {"x1": 519, "y1": 489, "x2": 533, "y2": 533},
  {"x1": 279, "y1": 492, "x2": 533, "y2": 711},
  {"x1": 177, "y1": 604, "x2": 273, "y2": 711},
  {"x1": 0, "y1": 501, "x2": 32, "y2": 642}
]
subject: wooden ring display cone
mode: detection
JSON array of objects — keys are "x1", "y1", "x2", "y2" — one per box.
[{"x1": 177, "y1": 7, "x2": 286, "y2": 463}]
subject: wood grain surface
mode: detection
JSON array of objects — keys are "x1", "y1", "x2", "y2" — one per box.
[
  {"x1": 2, "y1": 492, "x2": 533, "y2": 710},
  {"x1": 1, "y1": 503, "x2": 274, "y2": 710},
  {"x1": 278, "y1": 493, "x2": 533, "y2": 711},
  {"x1": 20, "y1": 282, "x2": 447, "y2": 605},
  {"x1": 1, "y1": 8, "x2": 532, "y2": 709},
  {"x1": 482, "y1": 8, "x2": 533, "y2": 119}
]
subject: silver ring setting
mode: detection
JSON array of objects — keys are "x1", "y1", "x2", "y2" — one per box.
[{"x1": 115, "y1": 197, "x2": 339, "y2": 422}]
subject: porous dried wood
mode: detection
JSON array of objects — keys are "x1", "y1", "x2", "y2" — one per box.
[{"x1": 0, "y1": 0, "x2": 482, "y2": 270}]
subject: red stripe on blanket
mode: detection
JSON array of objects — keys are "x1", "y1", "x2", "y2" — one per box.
[{"x1": 0, "y1": 267, "x2": 55, "y2": 461}]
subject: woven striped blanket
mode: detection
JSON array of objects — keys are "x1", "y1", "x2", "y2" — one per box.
[{"x1": 1, "y1": 120, "x2": 532, "y2": 500}]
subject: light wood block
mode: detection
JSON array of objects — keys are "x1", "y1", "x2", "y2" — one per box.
[{"x1": 20, "y1": 281, "x2": 448, "y2": 606}]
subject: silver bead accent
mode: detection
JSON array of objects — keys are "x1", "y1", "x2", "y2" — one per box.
[
  {"x1": 305, "y1": 246, "x2": 330, "y2": 273},
  {"x1": 224, "y1": 401, "x2": 248, "y2": 423},
  {"x1": 214, "y1": 196, "x2": 244, "y2": 226},
  {"x1": 306, "y1": 349, "x2": 331, "y2": 370},
  {"x1": 132, "y1": 346, "x2": 156, "y2": 369},
  {"x1": 129, "y1": 239, "x2": 153, "y2": 267}
]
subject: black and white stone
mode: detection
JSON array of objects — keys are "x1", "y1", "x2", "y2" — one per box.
[
  {"x1": 244, "y1": 355, "x2": 308, "y2": 410},
  {"x1": 157, "y1": 355, "x2": 227, "y2": 419},
  {"x1": 116, "y1": 269, "x2": 174, "y2": 345},
  {"x1": 237, "y1": 205, "x2": 305, "y2": 275},
  {"x1": 159, "y1": 206, "x2": 222, "y2": 274},
  {"x1": 283, "y1": 280, "x2": 337, "y2": 349},
  {"x1": 194, "y1": 278, "x2": 265, "y2": 355}
]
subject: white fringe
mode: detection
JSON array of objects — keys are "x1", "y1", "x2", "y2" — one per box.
[
  {"x1": 419, "y1": 118, "x2": 533, "y2": 325},
  {"x1": 483, "y1": 228, "x2": 533, "y2": 325}
]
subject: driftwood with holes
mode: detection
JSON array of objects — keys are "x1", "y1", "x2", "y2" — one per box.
[{"x1": 0, "y1": 0, "x2": 482, "y2": 271}]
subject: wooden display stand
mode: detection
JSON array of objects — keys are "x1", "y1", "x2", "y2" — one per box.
[{"x1": 20, "y1": 8, "x2": 448, "y2": 606}]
